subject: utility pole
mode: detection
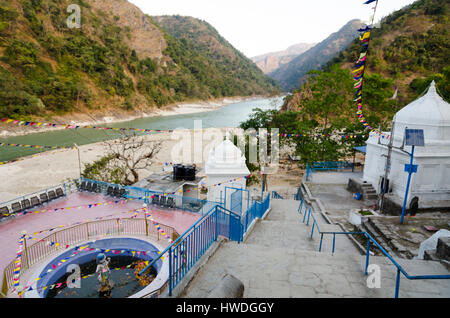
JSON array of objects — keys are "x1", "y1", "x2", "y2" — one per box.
[
  {"x1": 400, "y1": 145, "x2": 416, "y2": 224},
  {"x1": 379, "y1": 120, "x2": 396, "y2": 213},
  {"x1": 74, "y1": 143, "x2": 81, "y2": 178},
  {"x1": 261, "y1": 169, "x2": 266, "y2": 200}
]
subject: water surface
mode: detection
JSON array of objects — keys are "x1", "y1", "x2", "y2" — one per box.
[{"x1": 0, "y1": 96, "x2": 284, "y2": 162}]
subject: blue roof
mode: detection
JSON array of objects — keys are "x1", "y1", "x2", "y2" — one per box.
[{"x1": 354, "y1": 146, "x2": 367, "y2": 153}]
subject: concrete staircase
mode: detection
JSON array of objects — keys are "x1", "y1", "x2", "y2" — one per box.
[
  {"x1": 181, "y1": 199, "x2": 450, "y2": 298},
  {"x1": 361, "y1": 217, "x2": 418, "y2": 259},
  {"x1": 361, "y1": 218, "x2": 397, "y2": 256},
  {"x1": 360, "y1": 183, "x2": 378, "y2": 200}
]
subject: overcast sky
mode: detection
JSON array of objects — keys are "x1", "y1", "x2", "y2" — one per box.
[{"x1": 129, "y1": 0, "x2": 417, "y2": 58}]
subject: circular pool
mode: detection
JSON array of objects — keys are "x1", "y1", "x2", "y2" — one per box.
[{"x1": 24, "y1": 237, "x2": 168, "y2": 298}]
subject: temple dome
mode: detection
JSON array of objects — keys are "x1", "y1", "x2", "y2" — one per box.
[
  {"x1": 213, "y1": 139, "x2": 243, "y2": 162},
  {"x1": 205, "y1": 138, "x2": 250, "y2": 176},
  {"x1": 393, "y1": 81, "x2": 450, "y2": 143}
]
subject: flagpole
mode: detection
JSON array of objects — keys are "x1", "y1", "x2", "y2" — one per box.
[{"x1": 371, "y1": 1, "x2": 379, "y2": 27}]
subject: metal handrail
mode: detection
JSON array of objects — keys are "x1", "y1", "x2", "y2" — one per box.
[
  {"x1": 138, "y1": 205, "x2": 219, "y2": 277},
  {"x1": 299, "y1": 201, "x2": 321, "y2": 239},
  {"x1": 324, "y1": 230, "x2": 450, "y2": 298},
  {"x1": 311, "y1": 161, "x2": 354, "y2": 171},
  {"x1": 271, "y1": 191, "x2": 284, "y2": 199},
  {"x1": 297, "y1": 199, "x2": 450, "y2": 298},
  {"x1": 138, "y1": 202, "x2": 263, "y2": 296},
  {"x1": 81, "y1": 177, "x2": 223, "y2": 214}
]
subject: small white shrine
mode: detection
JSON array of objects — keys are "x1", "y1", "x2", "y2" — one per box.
[
  {"x1": 205, "y1": 135, "x2": 250, "y2": 211},
  {"x1": 363, "y1": 81, "x2": 450, "y2": 209}
]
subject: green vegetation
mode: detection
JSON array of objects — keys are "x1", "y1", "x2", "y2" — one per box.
[
  {"x1": 153, "y1": 15, "x2": 281, "y2": 97},
  {"x1": 258, "y1": 0, "x2": 449, "y2": 165},
  {"x1": 270, "y1": 19, "x2": 363, "y2": 91},
  {"x1": 240, "y1": 107, "x2": 366, "y2": 166},
  {"x1": 0, "y1": 1, "x2": 279, "y2": 119},
  {"x1": 325, "y1": 0, "x2": 449, "y2": 106},
  {"x1": 82, "y1": 154, "x2": 124, "y2": 185}
]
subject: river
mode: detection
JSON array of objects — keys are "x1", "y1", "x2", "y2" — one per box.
[{"x1": 0, "y1": 96, "x2": 284, "y2": 162}]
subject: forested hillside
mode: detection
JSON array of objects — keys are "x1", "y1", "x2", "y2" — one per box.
[
  {"x1": 0, "y1": 0, "x2": 280, "y2": 120},
  {"x1": 242, "y1": 0, "x2": 449, "y2": 165},
  {"x1": 283, "y1": 0, "x2": 449, "y2": 127},
  {"x1": 153, "y1": 15, "x2": 281, "y2": 97},
  {"x1": 269, "y1": 19, "x2": 363, "y2": 91}
]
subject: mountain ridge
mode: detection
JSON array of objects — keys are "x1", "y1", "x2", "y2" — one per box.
[
  {"x1": 152, "y1": 15, "x2": 281, "y2": 96},
  {"x1": 0, "y1": 0, "x2": 280, "y2": 120},
  {"x1": 269, "y1": 19, "x2": 364, "y2": 91},
  {"x1": 251, "y1": 43, "x2": 317, "y2": 74},
  {"x1": 282, "y1": 0, "x2": 449, "y2": 127}
]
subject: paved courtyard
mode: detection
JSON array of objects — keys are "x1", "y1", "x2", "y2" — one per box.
[
  {"x1": 306, "y1": 171, "x2": 374, "y2": 222},
  {"x1": 181, "y1": 199, "x2": 450, "y2": 298}
]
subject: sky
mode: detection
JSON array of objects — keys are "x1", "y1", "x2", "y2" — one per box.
[{"x1": 129, "y1": 0, "x2": 417, "y2": 58}]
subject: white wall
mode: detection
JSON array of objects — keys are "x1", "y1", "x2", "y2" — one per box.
[{"x1": 363, "y1": 138, "x2": 450, "y2": 207}]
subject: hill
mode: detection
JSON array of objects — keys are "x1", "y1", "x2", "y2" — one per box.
[
  {"x1": 269, "y1": 19, "x2": 364, "y2": 91},
  {"x1": 251, "y1": 43, "x2": 317, "y2": 74},
  {"x1": 283, "y1": 0, "x2": 450, "y2": 126},
  {"x1": 0, "y1": 0, "x2": 280, "y2": 120},
  {"x1": 241, "y1": 0, "x2": 449, "y2": 165},
  {"x1": 152, "y1": 15, "x2": 281, "y2": 97}
]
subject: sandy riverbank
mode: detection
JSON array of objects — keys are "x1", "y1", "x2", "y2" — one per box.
[
  {"x1": 0, "y1": 96, "x2": 266, "y2": 138},
  {"x1": 0, "y1": 93, "x2": 288, "y2": 201},
  {"x1": 0, "y1": 124, "x2": 305, "y2": 202},
  {"x1": 0, "y1": 127, "x2": 244, "y2": 201}
]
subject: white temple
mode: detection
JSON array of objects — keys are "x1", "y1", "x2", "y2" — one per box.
[
  {"x1": 363, "y1": 81, "x2": 450, "y2": 210},
  {"x1": 205, "y1": 136, "x2": 250, "y2": 212}
]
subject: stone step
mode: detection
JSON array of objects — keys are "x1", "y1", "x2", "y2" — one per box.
[
  {"x1": 184, "y1": 239, "x2": 450, "y2": 298},
  {"x1": 368, "y1": 219, "x2": 417, "y2": 259},
  {"x1": 362, "y1": 220, "x2": 396, "y2": 256},
  {"x1": 236, "y1": 241, "x2": 449, "y2": 273},
  {"x1": 182, "y1": 196, "x2": 450, "y2": 299}
]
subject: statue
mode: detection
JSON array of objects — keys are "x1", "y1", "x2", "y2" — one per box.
[{"x1": 95, "y1": 253, "x2": 113, "y2": 298}]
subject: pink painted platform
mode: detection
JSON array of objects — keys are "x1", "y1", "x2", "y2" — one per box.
[{"x1": 0, "y1": 192, "x2": 200, "y2": 276}]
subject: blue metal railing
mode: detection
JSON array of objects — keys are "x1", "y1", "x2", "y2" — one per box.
[
  {"x1": 297, "y1": 199, "x2": 450, "y2": 298},
  {"x1": 298, "y1": 199, "x2": 321, "y2": 242},
  {"x1": 271, "y1": 191, "x2": 284, "y2": 199},
  {"x1": 80, "y1": 177, "x2": 223, "y2": 215},
  {"x1": 305, "y1": 161, "x2": 355, "y2": 181},
  {"x1": 244, "y1": 194, "x2": 270, "y2": 233},
  {"x1": 138, "y1": 204, "x2": 243, "y2": 296},
  {"x1": 138, "y1": 194, "x2": 271, "y2": 297},
  {"x1": 311, "y1": 161, "x2": 355, "y2": 171},
  {"x1": 305, "y1": 164, "x2": 313, "y2": 181},
  {"x1": 294, "y1": 187, "x2": 302, "y2": 201}
]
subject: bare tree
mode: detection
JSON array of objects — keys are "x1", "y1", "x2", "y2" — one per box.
[{"x1": 83, "y1": 133, "x2": 161, "y2": 185}]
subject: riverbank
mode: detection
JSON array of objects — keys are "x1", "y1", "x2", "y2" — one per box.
[
  {"x1": 0, "y1": 127, "x2": 240, "y2": 201},
  {"x1": 0, "y1": 95, "x2": 268, "y2": 138},
  {"x1": 0, "y1": 95, "x2": 286, "y2": 200},
  {"x1": 0, "y1": 125, "x2": 302, "y2": 203}
]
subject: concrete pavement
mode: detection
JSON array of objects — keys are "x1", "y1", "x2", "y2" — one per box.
[{"x1": 181, "y1": 199, "x2": 450, "y2": 298}]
